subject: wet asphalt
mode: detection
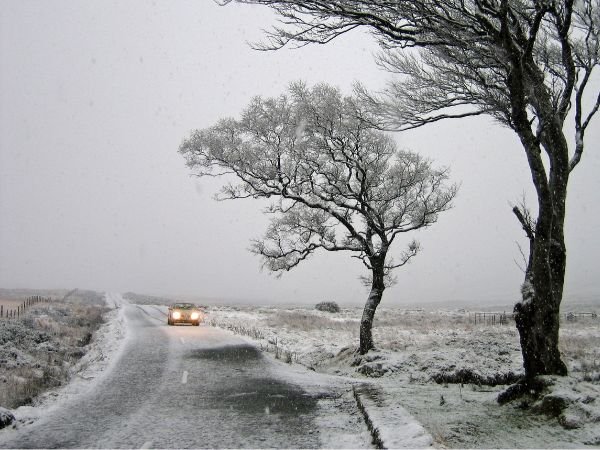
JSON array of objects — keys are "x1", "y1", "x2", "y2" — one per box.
[{"x1": 0, "y1": 304, "x2": 324, "y2": 448}]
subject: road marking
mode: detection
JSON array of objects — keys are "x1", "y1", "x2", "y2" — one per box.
[
  {"x1": 140, "y1": 441, "x2": 152, "y2": 449},
  {"x1": 182, "y1": 370, "x2": 188, "y2": 384},
  {"x1": 180, "y1": 337, "x2": 185, "y2": 344}
]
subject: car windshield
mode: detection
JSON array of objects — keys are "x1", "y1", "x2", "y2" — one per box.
[{"x1": 172, "y1": 303, "x2": 195, "y2": 310}]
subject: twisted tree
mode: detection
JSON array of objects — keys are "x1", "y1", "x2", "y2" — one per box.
[
  {"x1": 227, "y1": 0, "x2": 600, "y2": 383},
  {"x1": 179, "y1": 83, "x2": 456, "y2": 353}
]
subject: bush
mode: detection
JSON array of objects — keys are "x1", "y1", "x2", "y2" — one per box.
[{"x1": 315, "y1": 301, "x2": 340, "y2": 313}]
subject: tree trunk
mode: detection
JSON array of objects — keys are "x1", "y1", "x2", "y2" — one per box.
[
  {"x1": 514, "y1": 121, "x2": 569, "y2": 381},
  {"x1": 514, "y1": 251, "x2": 568, "y2": 381},
  {"x1": 359, "y1": 259, "x2": 385, "y2": 354}
]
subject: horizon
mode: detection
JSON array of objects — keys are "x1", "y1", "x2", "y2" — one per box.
[{"x1": 1, "y1": 0, "x2": 599, "y2": 306}]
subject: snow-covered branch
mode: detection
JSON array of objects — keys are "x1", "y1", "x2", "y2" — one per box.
[{"x1": 180, "y1": 82, "x2": 457, "y2": 277}]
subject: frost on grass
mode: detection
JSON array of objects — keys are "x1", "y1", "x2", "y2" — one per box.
[
  {"x1": 210, "y1": 306, "x2": 526, "y2": 383},
  {"x1": 208, "y1": 303, "x2": 600, "y2": 448},
  {"x1": 529, "y1": 376, "x2": 600, "y2": 430},
  {"x1": 0, "y1": 290, "x2": 108, "y2": 410},
  {"x1": 490, "y1": 375, "x2": 600, "y2": 445}
]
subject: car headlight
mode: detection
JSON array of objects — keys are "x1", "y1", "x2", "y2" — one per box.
[
  {"x1": 191, "y1": 312, "x2": 200, "y2": 320},
  {"x1": 172, "y1": 311, "x2": 181, "y2": 320}
]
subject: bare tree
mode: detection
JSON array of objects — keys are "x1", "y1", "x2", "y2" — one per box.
[
  {"x1": 179, "y1": 83, "x2": 456, "y2": 354},
  {"x1": 226, "y1": 0, "x2": 600, "y2": 384}
]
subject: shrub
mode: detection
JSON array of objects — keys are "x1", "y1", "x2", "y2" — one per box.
[{"x1": 315, "y1": 301, "x2": 340, "y2": 313}]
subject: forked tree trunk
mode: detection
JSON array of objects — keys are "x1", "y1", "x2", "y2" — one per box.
[
  {"x1": 513, "y1": 120, "x2": 569, "y2": 382},
  {"x1": 359, "y1": 259, "x2": 385, "y2": 354}
]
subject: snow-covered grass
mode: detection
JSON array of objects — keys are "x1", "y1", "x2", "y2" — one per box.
[
  {"x1": 5, "y1": 293, "x2": 596, "y2": 447},
  {"x1": 207, "y1": 306, "x2": 525, "y2": 382},
  {"x1": 0, "y1": 293, "x2": 128, "y2": 434},
  {"x1": 560, "y1": 323, "x2": 600, "y2": 382},
  {"x1": 0, "y1": 290, "x2": 108, "y2": 410},
  {"x1": 206, "y1": 303, "x2": 600, "y2": 448}
]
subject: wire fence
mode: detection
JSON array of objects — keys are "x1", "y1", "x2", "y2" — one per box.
[
  {"x1": 472, "y1": 310, "x2": 598, "y2": 326},
  {"x1": 472, "y1": 311, "x2": 513, "y2": 325},
  {"x1": 0, "y1": 295, "x2": 52, "y2": 319}
]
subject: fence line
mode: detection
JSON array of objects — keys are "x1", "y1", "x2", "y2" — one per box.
[
  {"x1": 472, "y1": 311, "x2": 512, "y2": 326},
  {"x1": 472, "y1": 310, "x2": 598, "y2": 325},
  {"x1": 0, "y1": 295, "x2": 52, "y2": 319},
  {"x1": 565, "y1": 311, "x2": 598, "y2": 321}
]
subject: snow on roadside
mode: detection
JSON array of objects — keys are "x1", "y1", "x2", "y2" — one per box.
[
  {"x1": 5, "y1": 292, "x2": 129, "y2": 428},
  {"x1": 353, "y1": 384, "x2": 433, "y2": 449},
  {"x1": 259, "y1": 347, "x2": 375, "y2": 448},
  {"x1": 206, "y1": 304, "x2": 600, "y2": 449},
  {"x1": 207, "y1": 305, "x2": 436, "y2": 448}
]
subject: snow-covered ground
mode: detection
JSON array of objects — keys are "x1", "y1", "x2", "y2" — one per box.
[
  {"x1": 1, "y1": 293, "x2": 130, "y2": 428},
  {"x1": 205, "y1": 304, "x2": 600, "y2": 448},
  {"x1": 1, "y1": 295, "x2": 432, "y2": 448},
  {"x1": 3, "y1": 294, "x2": 598, "y2": 448}
]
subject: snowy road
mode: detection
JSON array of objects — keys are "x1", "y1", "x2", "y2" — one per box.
[{"x1": 1, "y1": 298, "x2": 365, "y2": 448}]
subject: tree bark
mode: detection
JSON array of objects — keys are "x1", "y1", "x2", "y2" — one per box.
[
  {"x1": 514, "y1": 233, "x2": 568, "y2": 380},
  {"x1": 504, "y1": 54, "x2": 569, "y2": 382},
  {"x1": 514, "y1": 121, "x2": 569, "y2": 381},
  {"x1": 359, "y1": 258, "x2": 385, "y2": 354}
]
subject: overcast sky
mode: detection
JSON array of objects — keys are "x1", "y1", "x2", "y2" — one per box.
[{"x1": 1, "y1": 0, "x2": 599, "y2": 307}]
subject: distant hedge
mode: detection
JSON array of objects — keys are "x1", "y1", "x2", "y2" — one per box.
[{"x1": 315, "y1": 301, "x2": 340, "y2": 313}]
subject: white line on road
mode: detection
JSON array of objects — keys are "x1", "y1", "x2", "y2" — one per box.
[
  {"x1": 180, "y1": 337, "x2": 185, "y2": 344},
  {"x1": 140, "y1": 441, "x2": 153, "y2": 449},
  {"x1": 182, "y1": 370, "x2": 188, "y2": 384}
]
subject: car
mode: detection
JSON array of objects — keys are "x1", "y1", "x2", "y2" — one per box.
[{"x1": 167, "y1": 303, "x2": 204, "y2": 326}]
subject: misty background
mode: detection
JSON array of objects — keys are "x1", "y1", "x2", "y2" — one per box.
[{"x1": 1, "y1": 0, "x2": 599, "y2": 307}]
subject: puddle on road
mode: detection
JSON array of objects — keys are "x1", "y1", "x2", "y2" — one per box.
[
  {"x1": 186, "y1": 344, "x2": 318, "y2": 417},
  {"x1": 187, "y1": 344, "x2": 262, "y2": 363},
  {"x1": 215, "y1": 377, "x2": 318, "y2": 416}
]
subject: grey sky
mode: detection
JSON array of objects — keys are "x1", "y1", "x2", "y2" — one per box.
[{"x1": 1, "y1": 0, "x2": 599, "y2": 306}]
